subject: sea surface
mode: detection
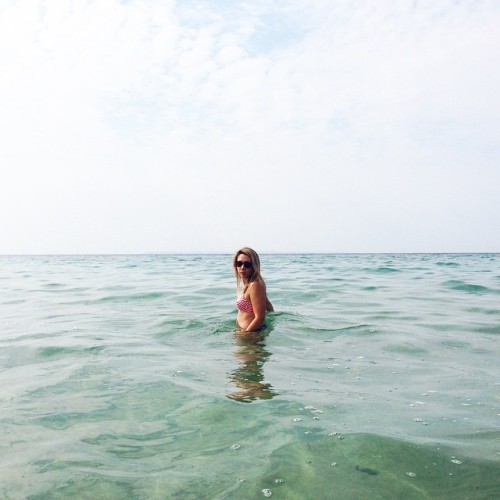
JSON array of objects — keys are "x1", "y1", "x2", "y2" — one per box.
[{"x1": 0, "y1": 253, "x2": 499, "y2": 499}]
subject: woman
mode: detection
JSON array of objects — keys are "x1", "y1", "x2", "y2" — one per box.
[{"x1": 233, "y1": 247, "x2": 273, "y2": 332}]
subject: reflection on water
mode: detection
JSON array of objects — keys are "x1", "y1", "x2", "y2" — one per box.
[{"x1": 227, "y1": 330, "x2": 278, "y2": 403}]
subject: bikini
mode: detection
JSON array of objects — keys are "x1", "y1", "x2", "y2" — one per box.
[{"x1": 236, "y1": 293, "x2": 254, "y2": 313}]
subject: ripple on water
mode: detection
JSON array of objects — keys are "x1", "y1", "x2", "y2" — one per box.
[
  {"x1": 95, "y1": 291, "x2": 169, "y2": 303},
  {"x1": 443, "y1": 280, "x2": 496, "y2": 294}
]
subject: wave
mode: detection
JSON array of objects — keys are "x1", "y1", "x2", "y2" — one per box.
[
  {"x1": 365, "y1": 267, "x2": 401, "y2": 274},
  {"x1": 443, "y1": 280, "x2": 498, "y2": 294},
  {"x1": 95, "y1": 291, "x2": 168, "y2": 303},
  {"x1": 37, "y1": 345, "x2": 105, "y2": 358}
]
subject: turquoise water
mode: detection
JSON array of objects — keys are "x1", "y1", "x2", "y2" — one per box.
[{"x1": 1, "y1": 253, "x2": 499, "y2": 499}]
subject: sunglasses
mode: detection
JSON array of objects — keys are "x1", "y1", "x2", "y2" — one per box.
[{"x1": 236, "y1": 260, "x2": 253, "y2": 269}]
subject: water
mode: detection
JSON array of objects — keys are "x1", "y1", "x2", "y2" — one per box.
[{"x1": 1, "y1": 253, "x2": 499, "y2": 499}]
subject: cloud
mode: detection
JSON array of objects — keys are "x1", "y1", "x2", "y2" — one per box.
[{"x1": 1, "y1": 0, "x2": 499, "y2": 253}]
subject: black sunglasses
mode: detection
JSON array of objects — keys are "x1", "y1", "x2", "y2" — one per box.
[{"x1": 236, "y1": 260, "x2": 253, "y2": 269}]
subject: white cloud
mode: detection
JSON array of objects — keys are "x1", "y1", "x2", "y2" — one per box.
[{"x1": 1, "y1": 0, "x2": 499, "y2": 253}]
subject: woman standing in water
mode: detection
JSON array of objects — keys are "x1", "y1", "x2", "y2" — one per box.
[{"x1": 233, "y1": 247, "x2": 273, "y2": 332}]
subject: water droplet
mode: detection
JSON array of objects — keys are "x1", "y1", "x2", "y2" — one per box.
[{"x1": 262, "y1": 488, "x2": 272, "y2": 497}]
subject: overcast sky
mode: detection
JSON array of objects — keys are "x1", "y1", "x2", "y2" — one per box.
[{"x1": 1, "y1": 0, "x2": 499, "y2": 254}]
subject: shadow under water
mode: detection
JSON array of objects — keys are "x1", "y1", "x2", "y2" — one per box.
[
  {"x1": 245, "y1": 432, "x2": 500, "y2": 499},
  {"x1": 227, "y1": 328, "x2": 278, "y2": 403}
]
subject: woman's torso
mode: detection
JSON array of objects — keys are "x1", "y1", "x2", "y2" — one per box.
[
  {"x1": 236, "y1": 280, "x2": 273, "y2": 330},
  {"x1": 236, "y1": 288, "x2": 255, "y2": 330}
]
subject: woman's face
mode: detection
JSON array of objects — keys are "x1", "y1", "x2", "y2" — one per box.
[{"x1": 235, "y1": 253, "x2": 253, "y2": 281}]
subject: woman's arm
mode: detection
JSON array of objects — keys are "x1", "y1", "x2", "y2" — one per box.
[{"x1": 245, "y1": 280, "x2": 268, "y2": 331}]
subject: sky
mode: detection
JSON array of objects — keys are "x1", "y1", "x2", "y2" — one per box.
[{"x1": 1, "y1": 0, "x2": 499, "y2": 254}]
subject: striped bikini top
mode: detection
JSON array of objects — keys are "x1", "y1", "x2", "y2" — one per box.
[{"x1": 236, "y1": 293, "x2": 254, "y2": 313}]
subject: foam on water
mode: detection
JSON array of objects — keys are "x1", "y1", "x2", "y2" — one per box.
[{"x1": 0, "y1": 253, "x2": 499, "y2": 498}]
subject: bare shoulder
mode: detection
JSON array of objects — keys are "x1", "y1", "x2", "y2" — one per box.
[{"x1": 249, "y1": 279, "x2": 266, "y2": 294}]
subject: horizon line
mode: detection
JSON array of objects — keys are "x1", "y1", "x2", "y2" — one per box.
[{"x1": 1, "y1": 251, "x2": 499, "y2": 257}]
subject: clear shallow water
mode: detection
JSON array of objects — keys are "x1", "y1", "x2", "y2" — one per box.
[{"x1": 0, "y1": 253, "x2": 499, "y2": 499}]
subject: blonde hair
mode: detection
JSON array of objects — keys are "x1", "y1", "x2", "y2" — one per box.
[{"x1": 233, "y1": 247, "x2": 264, "y2": 292}]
